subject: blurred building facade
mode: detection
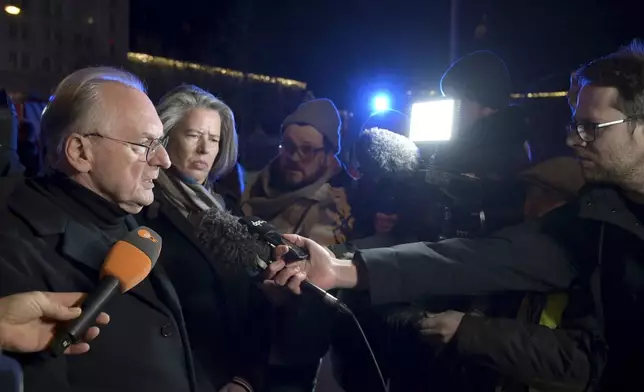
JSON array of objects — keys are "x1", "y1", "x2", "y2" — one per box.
[
  {"x1": 1, "y1": 0, "x2": 129, "y2": 96},
  {"x1": 1, "y1": 0, "x2": 307, "y2": 145}
]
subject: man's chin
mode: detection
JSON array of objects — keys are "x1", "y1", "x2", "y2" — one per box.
[
  {"x1": 119, "y1": 193, "x2": 154, "y2": 214},
  {"x1": 283, "y1": 173, "x2": 304, "y2": 185},
  {"x1": 581, "y1": 168, "x2": 609, "y2": 183}
]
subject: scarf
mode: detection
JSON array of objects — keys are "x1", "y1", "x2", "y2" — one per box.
[
  {"x1": 241, "y1": 158, "x2": 340, "y2": 222},
  {"x1": 155, "y1": 166, "x2": 225, "y2": 227}
]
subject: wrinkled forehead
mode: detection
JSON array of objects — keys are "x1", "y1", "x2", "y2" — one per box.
[
  {"x1": 574, "y1": 84, "x2": 623, "y2": 120},
  {"x1": 96, "y1": 83, "x2": 163, "y2": 139}
]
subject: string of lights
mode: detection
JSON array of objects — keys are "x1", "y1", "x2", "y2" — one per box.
[
  {"x1": 510, "y1": 91, "x2": 568, "y2": 99},
  {"x1": 127, "y1": 52, "x2": 308, "y2": 90},
  {"x1": 411, "y1": 90, "x2": 568, "y2": 99},
  {"x1": 128, "y1": 52, "x2": 567, "y2": 99}
]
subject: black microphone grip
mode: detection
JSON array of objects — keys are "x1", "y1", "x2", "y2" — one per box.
[
  {"x1": 300, "y1": 279, "x2": 350, "y2": 314},
  {"x1": 50, "y1": 276, "x2": 120, "y2": 357}
]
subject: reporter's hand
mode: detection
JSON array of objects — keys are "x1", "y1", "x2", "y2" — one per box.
[
  {"x1": 417, "y1": 310, "x2": 465, "y2": 346},
  {"x1": 0, "y1": 291, "x2": 110, "y2": 354},
  {"x1": 262, "y1": 234, "x2": 338, "y2": 294}
]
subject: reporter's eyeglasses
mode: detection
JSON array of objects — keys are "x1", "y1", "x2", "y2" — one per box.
[{"x1": 567, "y1": 117, "x2": 640, "y2": 142}]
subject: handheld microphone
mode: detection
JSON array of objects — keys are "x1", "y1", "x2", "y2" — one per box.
[
  {"x1": 239, "y1": 216, "x2": 308, "y2": 263},
  {"x1": 49, "y1": 227, "x2": 162, "y2": 356},
  {"x1": 196, "y1": 209, "x2": 349, "y2": 313},
  {"x1": 238, "y1": 216, "x2": 349, "y2": 311}
]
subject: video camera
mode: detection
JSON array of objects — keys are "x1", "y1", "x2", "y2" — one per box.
[{"x1": 355, "y1": 98, "x2": 525, "y2": 241}]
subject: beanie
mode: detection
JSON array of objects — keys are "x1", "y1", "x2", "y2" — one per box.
[
  {"x1": 281, "y1": 98, "x2": 341, "y2": 154},
  {"x1": 440, "y1": 51, "x2": 511, "y2": 109}
]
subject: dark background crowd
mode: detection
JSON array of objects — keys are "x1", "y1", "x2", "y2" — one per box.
[{"x1": 1, "y1": 1, "x2": 644, "y2": 392}]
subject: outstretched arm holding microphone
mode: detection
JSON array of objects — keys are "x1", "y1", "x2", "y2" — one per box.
[{"x1": 264, "y1": 224, "x2": 579, "y2": 307}]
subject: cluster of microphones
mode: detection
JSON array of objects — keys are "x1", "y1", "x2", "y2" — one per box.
[
  {"x1": 42, "y1": 209, "x2": 348, "y2": 360},
  {"x1": 44, "y1": 128, "x2": 418, "y2": 359}
]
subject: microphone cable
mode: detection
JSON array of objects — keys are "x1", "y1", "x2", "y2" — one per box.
[{"x1": 336, "y1": 304, "x2": 389, "y2": 392}]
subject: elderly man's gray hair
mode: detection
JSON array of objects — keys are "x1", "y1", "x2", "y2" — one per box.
[
  {"x1": 156, "y1": 84, "x2": 238, "y2": 180},
  {"x1": 41, "y1": 66, "x2": 146, "y2": 169}
]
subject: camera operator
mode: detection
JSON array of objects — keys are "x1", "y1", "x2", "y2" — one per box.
[
  {"x1": 266, "y1": 41, "x2": 644, "y2": 391},
  {"x1": 435, "y1": 50, "x2": 532, "y2": 179}
]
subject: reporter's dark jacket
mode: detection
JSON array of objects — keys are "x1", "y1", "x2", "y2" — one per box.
[
  {"x1": 355, "y1": 185, "x2": 644, "y2": 391},
  {"x1": 330, "y1": 240, "x2": 599, "y2": 392},
  {"x1": 138, "y1": 186, "x2": 270, "y2": 391}
]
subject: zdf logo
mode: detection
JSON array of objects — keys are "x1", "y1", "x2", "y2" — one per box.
[{"x1": 137, "y1": 228, "x2": 159, "y2": 243}]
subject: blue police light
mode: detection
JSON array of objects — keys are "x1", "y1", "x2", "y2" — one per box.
[{"x1": 372, "y1": 93, "x2": 391, "y2": 112}]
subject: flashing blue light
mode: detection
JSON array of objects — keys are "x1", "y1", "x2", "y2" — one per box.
[{"x1": 372, "y1": 94, "x2": 391, "y2": 112}]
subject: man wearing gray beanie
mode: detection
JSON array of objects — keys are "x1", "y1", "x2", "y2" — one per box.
[
  {"x1": 241, "y1": 98, "x2": 354, "y2": 392},
  {"x1": 241, "y1": 97, "x2": 352, "y2": 245}
]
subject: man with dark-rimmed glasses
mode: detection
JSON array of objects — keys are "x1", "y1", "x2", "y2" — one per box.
[
  {"x1": 0, "y1": 67, "x2": 206, "y2": 392},
  {"x1": 241, "y1": 98, "x2": 353, "y2": 247}
]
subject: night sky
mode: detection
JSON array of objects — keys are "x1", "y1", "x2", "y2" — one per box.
[{"x1": 131, "y1": 0, "x2": 644, "y2": 110}]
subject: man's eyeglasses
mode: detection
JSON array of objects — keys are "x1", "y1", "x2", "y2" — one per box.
[
  {"x1": 85, "y1": 133, "x2": 166, "y2": 164},
  {"x1": 279, "y1": 139, "x2": 325, "y2": 162},
  {"x1": 568, "y1": 117, "x2": 639, "y2": 142}
]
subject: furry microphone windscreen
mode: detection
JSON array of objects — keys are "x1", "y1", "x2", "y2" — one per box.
[
  {"x1": 196, "y1": 207, "x2": 272, "y2": 271},
  {"x1": 355, "y1": 127, "x2": 420, "y2": 180}
]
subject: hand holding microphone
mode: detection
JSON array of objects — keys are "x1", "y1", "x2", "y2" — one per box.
[
  {"x1": 49, "y1": 227, "x2": 162, "y2": 356},
  {"x1": 196, "y1": 209, "x2": 349, "y2": 312},
  {"x1": 262, "y1": 234, "x2": 339, "y2": 294},
  {"x1": 196, "y1": 211, "x2": 388, "y2": 391},
  {"x1": 0, "y1": 291, "x2": 109, "y2": 355}
]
